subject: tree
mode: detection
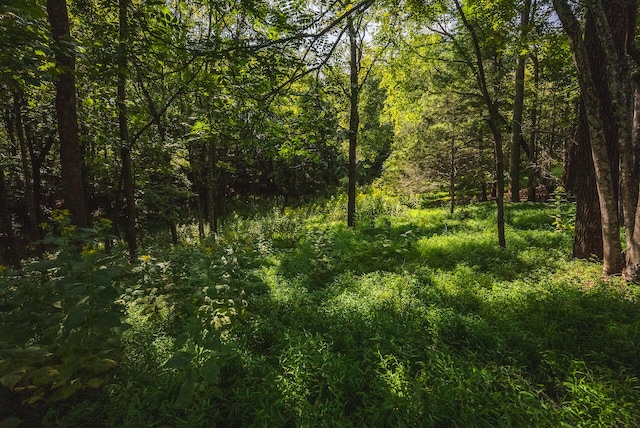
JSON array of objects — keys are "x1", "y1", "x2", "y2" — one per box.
[
  {"x1": 509, "y1": 0, "x2": 533, "y2": 202},
  {"x1": 46, "y1": 0, "x2": 89, "y2": 228},
  {"x1": 553, "y1": 0, "x2": 638, "y2": 277},
  {"x1": 347, "y1": 14, "x2": 360, "y2": 228},
  {"x1": 449, "y1": 0, "x2": 510, "y2": 247}
]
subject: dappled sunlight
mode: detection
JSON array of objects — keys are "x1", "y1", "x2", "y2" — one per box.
[{"x1": 3, "y1": 196, "x2": 640, "y2": 426}]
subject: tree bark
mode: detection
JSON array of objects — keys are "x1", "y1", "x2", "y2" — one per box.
[
  {"x1": 567, "y1": 102, "x2": 603, "y2": 259},
  {"x1": 509, "y1": 0, "x2": 532, "y2": 202},
  {"x1": 633, "y1": 87, "x2": 640, "y2": 179},
  {"x1": 118, "y1": 0, "x2": 137, "y2": 260},
  {"x1": 553, "y1": 0, "x2": 624, "y2": 275},
  {"x1": 586, "y1": 0, "x2": 640, "y2": 280},
  {"x1": 347, "y1": 15, "x2": 359, "y2": 228},
  {"x1": 13, "y1": 93, "x2": 40, "y2": 241},
  {"x1": 0, "y1": 166, "x2": 20, "y2": 269},
  {"x1": 527, "y1": 52, "x2": 540, "y2": 202},
  {"x1": 46, "y1": 0, "x2": 89, "y2": 228}
]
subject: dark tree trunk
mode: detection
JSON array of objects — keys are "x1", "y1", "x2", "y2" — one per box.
[
  {"x1": 490, "y1": 116, "x2": 506, "y2": 249},
  {"x1": 215, "y1": 141, "x2": 227, "y2": 228},
  {"x1": 510, "y1": 0, "x2": 532, "y2": 202},
  {"x1": 26, "y1": 130, "x2": 53, "y2": 231},
  {"x1": 0, "y1": 166, "x2": 20, "y2": 269},
  {"x1": 188, "y1": 142, "x2": 206, "y2": 239},
  {"x1": 633, "y1": 86, "x2": 640, "y2": 179},
  {"x1": 347, "y1": 16, "x2": 359, "y2": 228},
  {"x1": 527, "y1": 52, "x2": 540, "y2": 202},
  {"x1": 121, "y1": 147, "x2": 137, "y2": 260},
  {"x1": 566, "y1": 102, "x2": 603, "y2": 259},
  {"x1": 553, "y1": 0, "x2": 624, "y2": 275},
  {"x1": 118, "y1": 0, "x2": 136, "y2": 261},
  {"x1": 206, "y1": 141, "x2": 218, "y2": 235},
  {"x1": 13, "y1": 94, "x2": 39, "y2": 241},
  {"x1": 46, "y1": 0, "x2": 88, "y2": 228},
  {"x1": 588, "y1": 0, "x2": 640, "y2": 280}
]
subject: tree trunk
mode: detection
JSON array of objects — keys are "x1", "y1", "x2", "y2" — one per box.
[
  {"x1": 567, "y1": 102, "x2": 603, "y2": 259},
  {"x1": 587, "y1": 0, "x2": 640, "y2": 280},
  {"x1": 206, "y1": 141, "x2": 218, "y2": 235},
  {"x1": 46, "y1": 0, "x2": 88, "y2": 228},
  {"x1": 26, "y1": 129, "x2": 53, "y2": 232},
  {"x1": 449, "y1": 135, "x2": 456, "y2": 214},
  {"x1": 527, "y1": 52, "x2": 540, "y2": 202},
  {"x1": 490, "y1": 116, "x2": 506, "y2": 249},
  {"x1": 118, "y1": 0, "x2": 137, "y2": 261},
  {"x1": 509, "y1": 0, "x2": 532, "y2": 202},
  {"x1": 453, "y1": 0, "x2": 505, "y2": 248},
  {"x1": 215, "y1": 141, "x2": 227, "y2": 228},
  {"x1": 553, "y1": 0, "x2": 624, "y2": 275},
  {"x1": 0, "y1": 166, "x2": 20, "y2": 269},
  {"x1": 347, "y1": 16, "x2": 359, "y2": 228},
  {"x1": 188, "y1": 142, "x2": 206, "y2": 239},
  {"x1": 13, "y1": 94, "x2": 39, "y2": 241},
  {"x1": 633, "y1": 86, "x2": 640, "y2": 178}
]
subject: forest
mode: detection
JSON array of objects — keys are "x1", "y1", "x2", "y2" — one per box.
[{"x1": 2, "y1": 0, "x2": 640, "y2": 426}]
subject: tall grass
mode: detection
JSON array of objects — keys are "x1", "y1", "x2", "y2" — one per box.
[{"x1": 3, "y1": 192, "x2": 640, "y2": 427}]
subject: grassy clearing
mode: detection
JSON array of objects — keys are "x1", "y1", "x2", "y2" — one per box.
[{"x1": 2, "y1": 193, "x2": 640, "y2": 426}]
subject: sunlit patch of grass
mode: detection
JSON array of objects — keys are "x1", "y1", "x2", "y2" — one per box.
[
  {"x1": 256, "y1": 265, "x2": 311, "y2": 308},
  {"x1": 10, "y1": 191, "x2": 640, "y2": 426}
]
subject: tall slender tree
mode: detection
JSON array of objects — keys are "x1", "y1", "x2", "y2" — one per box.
[
  {"x1": 509, "y1": 0, "x2": 533, "y2": 202},
  {"x1": 46, "y1": 0, "x2": 89, "y2": 227},
  {"x1": 452, "y1": 0, "x2": 507, "y2": 247},
  {"x1": 347, "y1": 14, "x2": 360, "y2": 228},
  {"x1": 118, "y1": 0, "x2": 137, "y2": 260}
]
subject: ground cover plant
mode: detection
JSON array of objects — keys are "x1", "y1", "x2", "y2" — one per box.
[{"x1": 2, "y1": 193, "x2": 640, "y2": 427}]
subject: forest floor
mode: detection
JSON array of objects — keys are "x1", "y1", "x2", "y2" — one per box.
[{"x1": 2, "y1": 192, "x2": 640, "y2": 427}]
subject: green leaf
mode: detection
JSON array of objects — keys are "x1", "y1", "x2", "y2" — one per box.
[
  {"x1": 97, "y1": 311, "x2": 122, "y2": 329},
  {"x1": 86, "y1": 377, "x2": 104, "y2": 388},
  {"x1": 89, "y1": 358, "x2": 117, "y2": 373},
  {"x1": 0, "y1": 372, "x2": 23, "y2": 390},
  {"x1": 94, "y1": 284, "x2": 118, "y2": 303},
  {"x1": 30, "y1": 366, "x2": 60, "y2": 386},
  {"x1": 173, "y1": 377, "x2": 195, "y2": 409},
  {"x1": 198, "y1": 357, "x2": 219, "y2": 384},
  {"x1": 163, "y1": 351, "x2": 190, "y2": 370},
  {"x1": 49, "y1": 378, "x2": 82, "y2": 401},
  {"x1": 63, "y1": 307, "x2": 88, "y2": 332},
  {"x1": 174, "y1": 333, "x2": 189, "y2": 348}
]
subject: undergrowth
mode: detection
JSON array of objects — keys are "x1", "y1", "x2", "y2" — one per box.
[{"x1": 2, "y1": 193, "x2": 640, "y2": 427}]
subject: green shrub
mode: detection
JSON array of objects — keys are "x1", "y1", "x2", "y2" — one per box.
[{"x1": 0, "y1": 211, "x2": 127, "y2": 407}]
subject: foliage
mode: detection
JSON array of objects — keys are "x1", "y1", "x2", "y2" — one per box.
[
  {"x1": 0, "y1": 211, "x2": 126, "y2": 409},
  {"x1": 4, "y1": 193, "x2": 640, "y2": 427},
  {"x1": 0, "y1": 0, "x2": 635, "y2": 424},
  {"x1": 552, "y1": 186, "x2": 576, "y2": 232},
  {"x1": 124, "y1": 243, "x2": 249, "y2": 410}
]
